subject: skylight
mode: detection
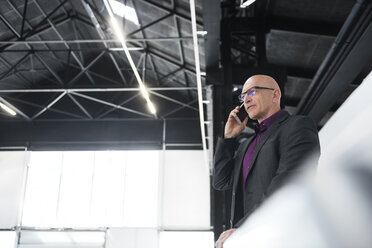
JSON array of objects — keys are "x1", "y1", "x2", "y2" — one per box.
[{"x1": 108, "y1": 0, "x2": 139, "y2": 25}]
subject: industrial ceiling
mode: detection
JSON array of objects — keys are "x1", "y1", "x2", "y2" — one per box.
[
  {"x1": 0, "y1": 0, "x2": 205, "y2": 150},
  {"x1": 0, "y1": 0, "x2": 371, "y2": 152}
]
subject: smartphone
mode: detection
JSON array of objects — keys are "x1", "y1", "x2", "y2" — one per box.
[{"x1": 234, "y1": 103, "x2": 248, "y2": 124}]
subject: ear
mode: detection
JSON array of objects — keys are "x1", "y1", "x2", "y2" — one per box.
[{"x1": 273, "y1": 89, "x2": 281, "y2": 103}]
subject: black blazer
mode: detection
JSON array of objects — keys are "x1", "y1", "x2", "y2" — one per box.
[{"x1": 213, "y1": 111, "x2": 320, "y2": 227}]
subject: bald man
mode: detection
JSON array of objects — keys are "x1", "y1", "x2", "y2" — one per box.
[{"x1": 213, "y1": 75, "x2": 320, "y2": 247}]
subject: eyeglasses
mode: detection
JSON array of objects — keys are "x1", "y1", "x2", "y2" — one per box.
[{"x1": 238, "y1": 86, "x2": 274, "y2": 102}]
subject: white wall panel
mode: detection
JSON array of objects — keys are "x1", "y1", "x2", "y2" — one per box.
[
  {"x1": 319, "y1": 71, "x2": 372, "y2": 167},
  {"x1": 161, "y1": 151, "x2": 210, "y2": 229},
  {"x1": 159, "y1": 231, "x2": 214, "y2": 248},
  {"x1": 106, "y1": 228, "x2": 158, "y2": 248},
  {"x1": 0, "y1": 151, "x2": 29, "y2": 228}
]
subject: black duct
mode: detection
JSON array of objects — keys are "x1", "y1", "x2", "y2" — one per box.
[{"x1": 295, "y1": 0, "x2": 372, "y2": 123}]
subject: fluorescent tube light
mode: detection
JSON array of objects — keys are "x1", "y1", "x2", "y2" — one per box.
[
  {"x1": 104, "y1": 0, "x2": 156, "y2": 115},
  {"x1": 0, "y1": 102, "x2": 16, "y2": 116},
  {"x1": 240, "y1": 0, "x2": 257, "y2": 8},
  {"x1": 108, "y1": 0, "x2": 139, "y2": 25}
]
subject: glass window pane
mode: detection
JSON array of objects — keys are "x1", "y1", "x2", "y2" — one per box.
[
  {"x1": 22, "y1": 152, "x2": 62, "y2": 227},
  {"x1": 0, "y1": 231, "x2": 16, "y2": 248},
  {"x1": 23, "y1": 150, "x2": 159, "y2": 228},
  {"x1": 57, "y1": 152, "x2": 95, "y2": 227},
  {"x1": 123, "y1": 151, "x2": 159, "y2": 227}
]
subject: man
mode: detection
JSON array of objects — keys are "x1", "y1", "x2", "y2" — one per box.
[{"x1": 213, "y1": 75, "x2": 320, "y2": 247}]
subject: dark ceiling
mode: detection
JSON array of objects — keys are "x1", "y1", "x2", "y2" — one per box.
[{"x1": 0, "y1": 0, "x2": 371, "y2": 150}]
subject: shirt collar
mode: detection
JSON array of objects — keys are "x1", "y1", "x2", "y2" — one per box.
[{"x1": 254, "y1": 109, "x2": 286, "y2": 134}]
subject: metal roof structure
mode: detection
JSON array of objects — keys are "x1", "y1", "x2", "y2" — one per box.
[
  {"x1": 1, "y1": 0, "x2": 371, "y2": 151},
  {"x1": 0, "y1": 0, "x2": 206, "y2": 150}
]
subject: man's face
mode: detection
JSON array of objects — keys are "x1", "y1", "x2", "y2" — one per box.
[{"x1": 241, "y1": 79, "x2": 275, "y2": 121}]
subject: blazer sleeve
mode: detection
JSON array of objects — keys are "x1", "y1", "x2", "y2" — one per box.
[{"x1": 212, "y1": 137, "x2": 239, "y2": 190}]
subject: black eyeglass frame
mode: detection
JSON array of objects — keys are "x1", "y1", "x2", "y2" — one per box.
[{"x1": 238, "y1": 86, "x2": 275, "y2": 102}]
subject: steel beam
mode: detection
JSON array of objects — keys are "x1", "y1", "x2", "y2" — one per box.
[
  {"x1": 127, "y1": 53, "x2": 144, "y2": 86},
  {"x1": 96, "y1": 93, "x2": 141, "y2": 119},
  {"x1": 127, "y1": 13, "x2": 173, "y2": 38},
  {"x1": 159, "y1": 67, "x2": 183, "y2": 81},
  {"x1": 39, "y1": 53, "x2": 122, "y2": 86},
  {"x1": 0, "y1": 37, "x2": 194, "y2": 45},
  {"x1": 149, "y1": 91, "x2": 198, "y2": 111},
  {"x1": 6, "y1": 0, "x2": 33, "y2": 30},
  {"x1": 67, "y1": 50, "x2": 106, "y2": 87},
  {"x1": 71, "y1": 17, "x2": 85, "y2": 66},
  {"x1": 130, "y1": 0, "x2": 196, "y2": 89},
  {"x1": 24, "y1": 0, "x2": 69, "y2": 39},
  {"x1": 33, "y1": 0, "x2": 96, "y2": 85},
  {"x1": 0, "y1": 9, "x2": 70, "y2": 52},
  {"x1": 4, "y1": 95, "x2": 85, "y2": 119},
  {"x1": 20, "y1": 0, "x2": 29, "y2": 37},
  {"x1": 172, "y1": 3, "x2": 191, "y2": 99},
  {"x1": 0, "y1": 10, "x2": 64, "y2": 87},
  {"x1": 34, "y1": 53, "x2": 64, "y2": 87},
  {"x1": 70, "y1": 91, "x2": 153, "y2": 118},
  {"x1": 0, "y1": 87, "x2": 197, "y2": 93},
  {"x1": 147, "y1": 48, "x2": 196, "y2": 76},
  {"x1": 0, "y1": 14, "x2": 21, "y2": 38},
  {"x1": 32, "y1": 91, "x2": 67, "y2": 119},
  {"x1": 148, "y1": 54, "x2": 161, "y2": 86},
  {"x1": 162, "y1": 98, "x2": 198, "y2": 117},
  {"x1": 67, "y1": 93, "x2": 92, "y2": 119},
  {"x1": 1, "y1": 47, "x2": 142, "y2": 52},
  {"x1": 0, "y1": 55, "x2": 29, "y2": 85},
  {"x1": 0, "y1": 52, "x2": 30, "y2": 81}
]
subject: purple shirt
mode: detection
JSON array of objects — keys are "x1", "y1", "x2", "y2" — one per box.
[{"x1": 241, "y1": 109, "x2": 285, "y2": 192}]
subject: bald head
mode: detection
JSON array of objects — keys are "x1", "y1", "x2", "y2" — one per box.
[
  {"x1": 241, "y1": 75, "x2": 282, "y2": 123},
  {"x1": 244, "y1": 75, "x2": 281, "y2": 92}
]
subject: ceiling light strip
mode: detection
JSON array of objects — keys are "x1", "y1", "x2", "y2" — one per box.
[
  {"x1": 189, "y1": 0, "x2": 208, "y2": 167},
  {"x1": 103, "y1": 0, "x2": 156, "y2": 115},
  {"x1": 0, "y1": 96, "x2": 31, "y2": 119},
  {"x1": 0, "y1": 102, "x2": 16, "y2": 116}
]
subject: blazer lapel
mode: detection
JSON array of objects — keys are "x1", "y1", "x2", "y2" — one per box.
[{"x1": 248, "y1": 112, "x2": 290, "y2": 175}]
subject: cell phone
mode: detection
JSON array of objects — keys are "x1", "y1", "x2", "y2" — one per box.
[{"x1": 234, "y1": 103, "x2": 248, "y2": 124}]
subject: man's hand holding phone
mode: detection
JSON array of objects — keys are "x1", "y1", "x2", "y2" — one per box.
[{"x1": 224, "y1": 104, "x2": 249, "y2": 139}]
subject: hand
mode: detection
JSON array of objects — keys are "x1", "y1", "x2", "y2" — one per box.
[
  {"x1": 224, "y1": 106, "x2": 248, "y2": 138},
  {"x1": 215, "y1": 228, "x2": 237, "y2": 248}
]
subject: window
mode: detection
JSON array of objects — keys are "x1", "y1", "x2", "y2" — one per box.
[{"x1": 22, "y1": 151, "x2": 159, "y2": 228}]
